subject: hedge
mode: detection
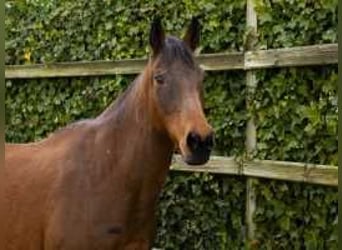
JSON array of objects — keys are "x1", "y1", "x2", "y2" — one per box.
[
  {"x1": 5, "y1": 0, "x2": 337, "y2": 249},
  {"x1": 252, "y1": 1, "x2": 338, "y2": 248}
]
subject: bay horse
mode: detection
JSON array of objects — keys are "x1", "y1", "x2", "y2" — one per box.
[{"x1": 1, "y1": 18, "x2": 213, "y2": 250}]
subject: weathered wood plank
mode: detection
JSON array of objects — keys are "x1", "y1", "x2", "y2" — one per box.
[
  {"x1": 243, "y1": 160, "x2": 338, "y2": 186},
  {"x1": 5, "y1": 43, "x2": 337, "y2": 79},
  {"x1": 5, "y1": 52, "x2": 245, "y2": 79},
  {"x1": 244, "y1": 160, "x2": 304, "y2": 182},
  {"x1": 170, "y1": 156, "x2": 338, "y2": 187},
  {"x1": 245, "y1": 0, "x2": 258, "y2": 243},
  {"x1": 5, "y1": 59, "x2": 147, "y2": 78},
  {"x1": 196, "y1": 52, "x2": 244, "y2": 71},
  {"x1": 170, "y1": 155, "x2": 240, "y2": 175},
  {"x1": 245, "y1": 43, "x2": 338, "y2": 69}
]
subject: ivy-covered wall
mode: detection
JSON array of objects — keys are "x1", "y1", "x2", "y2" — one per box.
[
  {"x1": 252, "y1": 2, "x2": 338, "y2": 249},
  {"x1": 5, "y1": 0, "x2": 337, "y2": 249}
]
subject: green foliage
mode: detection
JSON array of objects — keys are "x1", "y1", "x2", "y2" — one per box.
[
  {"x1": 254, "y1": 66, "x2": 338, "y2": 165},
  {"x1": 250, "y1": 2, "x2": 338, "y2": 248},
  {"x1": 255, "y1": 0, "x2": 338, "y2": 48},
  {"x1": 5, "y1": 0, "x2": 338, "y2": 249},
  {"x1": 5, "y1": 76, "x2": 133, "y2": 142},
  {"x1": 204, "y1": 71, "x2": 246, "y2": 156},
  {"x1": 254, "y1": 180, "x2": 338, "y2": 250},
  {"x1": 156, "y1": 173, "x2": 246, "y2": 250},
  {"x1": 5, "y1": 0, "x2": 246, "y2": 65}
]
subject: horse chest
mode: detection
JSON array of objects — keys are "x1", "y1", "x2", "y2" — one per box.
[{"x1": 47, "y1": 167, "x2": 162, "y2": 249}]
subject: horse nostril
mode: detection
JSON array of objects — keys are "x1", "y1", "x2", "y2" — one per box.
[
  {"x1": 186, "y1": 132, "x2": 201, "y2": 151},
  {"x1": 186, "y1": 131, "x2": 214, "y2": 152},
  {"x1": 204, "y1": 133, "x2": 214, "y2": 151}
]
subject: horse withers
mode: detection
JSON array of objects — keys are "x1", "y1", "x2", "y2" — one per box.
[{"x1": 1, "y1": 18, "x2": 213, "y2": 250}]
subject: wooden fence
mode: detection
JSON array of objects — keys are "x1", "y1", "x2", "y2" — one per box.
[
  {"x1": 5, "y1": 47, "x2": 338, "y2": 188},
  {"x1": 5, "y1": 43, "x2": 337, "y2": 78},
  {"x1": 5, "y1": 0, "x2": 338, "y2": 245}
]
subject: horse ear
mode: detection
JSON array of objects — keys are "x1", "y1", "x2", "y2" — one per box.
[
  {"x1": 149, "y1": 17, "x2": 165, "y2": 55},
  {"x1": 183, "y1": 17, "x2": 201, "y2": 52}
]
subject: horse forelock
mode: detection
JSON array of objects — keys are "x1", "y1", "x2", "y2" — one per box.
[{"x1": 158, "y1": 36, "x2": 195, "y2": 68}]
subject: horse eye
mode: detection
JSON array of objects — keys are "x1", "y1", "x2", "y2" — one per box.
[{"x1": 154, "y1": 74, "x2": 165, "y2": 85}]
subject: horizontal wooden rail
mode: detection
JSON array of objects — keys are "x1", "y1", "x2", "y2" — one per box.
[
  {"x1": 5, "y1": 59, "x2": 149, "y2": 78},
  {"x1": 5, "y1": 53, "x2": 244, "y2": 79},
  {"x1": 5, "y1": 44, "x2": 337, "y2": 79},
  {"x1": 245, "y1": 43, "x2": 338, "y2": 69},
  {"x1": 170, "y1": 156, "x2": 338, "y2": 187}
]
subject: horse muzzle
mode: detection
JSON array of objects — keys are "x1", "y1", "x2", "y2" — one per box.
[{"x1": 183, "y1": 131, "x2": 214, "y2": 165}]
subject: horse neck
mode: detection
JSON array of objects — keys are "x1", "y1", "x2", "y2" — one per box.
[{"x1": 96, "y1": 65, "x2": 174, "y2": 166}]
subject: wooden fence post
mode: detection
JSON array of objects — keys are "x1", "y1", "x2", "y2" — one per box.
[{"x1": 245, "y1": 0, "x2": 258, "y2": 247}]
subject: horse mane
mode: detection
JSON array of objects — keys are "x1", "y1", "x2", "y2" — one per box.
[
  {"x1": 96, "y1": 75, "x2": 142, "y2": 121},
  {"x1": 49, "y1": 119, "x2": 93, "y2": 138},
  {"x1": 49, "y1": 36, "x2": 195, "y2": 139},
  {"x1": 50, "y1": 83, "x2": 136, "y2": 138}
]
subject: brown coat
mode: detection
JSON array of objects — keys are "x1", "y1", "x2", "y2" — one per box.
[{"x1": 1, "y1": 18, "x2": 213, "y2": 250}]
